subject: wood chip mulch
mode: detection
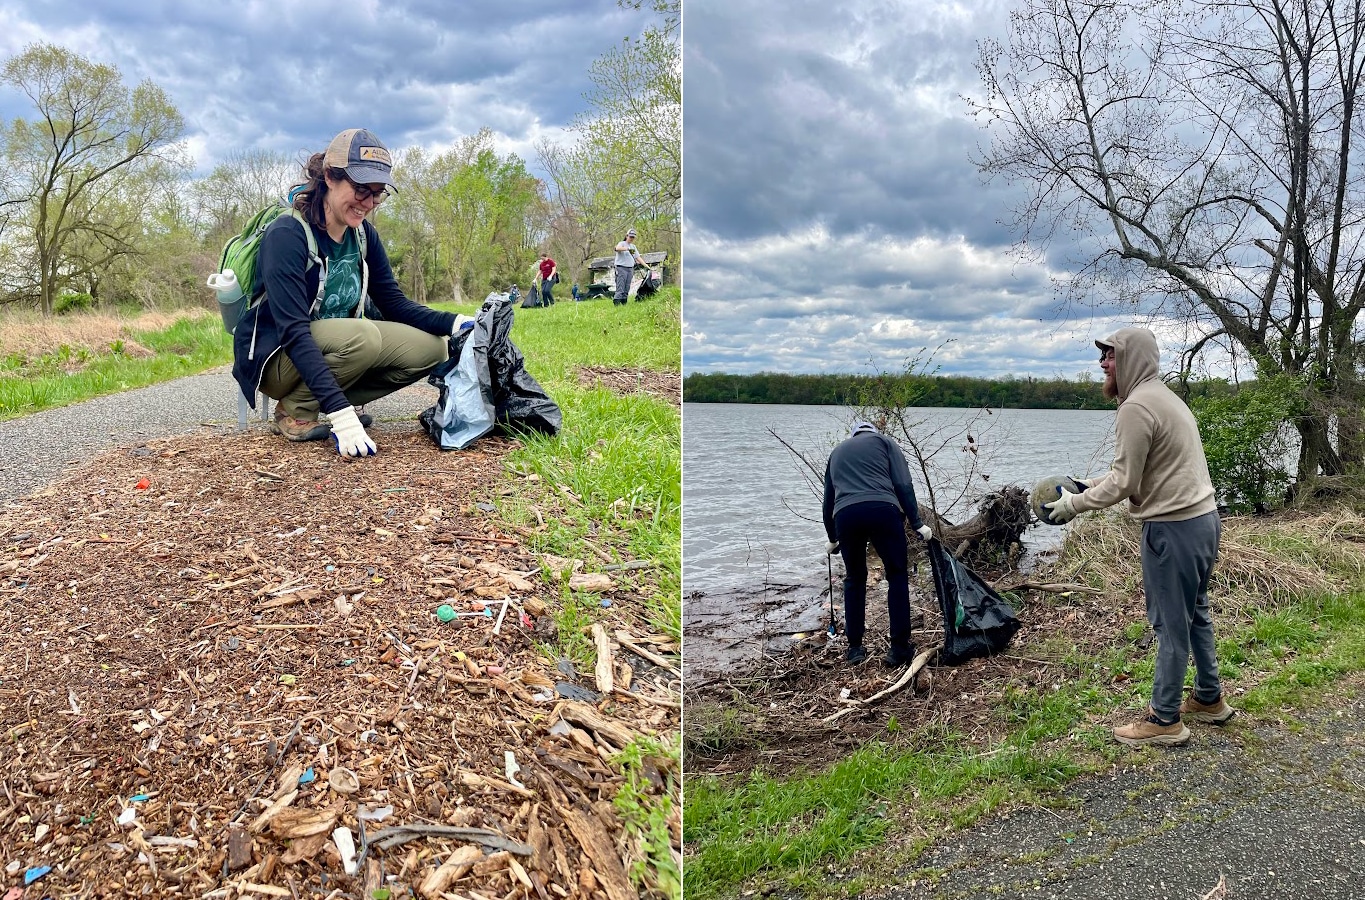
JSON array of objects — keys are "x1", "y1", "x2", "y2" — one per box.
[
  {"x1": 574, "y1": 369, "x2": 679, "y2": 407},
  {"x1": 0, "y1": 426, "x2": 680, "y2": 899}
]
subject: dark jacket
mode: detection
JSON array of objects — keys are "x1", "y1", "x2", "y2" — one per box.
[
  {"x1": 822, "y1": 431, "x2": 926, "y2": 541},
  {"x1": 231, "y1": 214, "x2": 457, "y2": 415}
]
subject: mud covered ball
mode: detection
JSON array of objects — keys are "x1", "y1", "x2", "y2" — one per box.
[{"x1": 1030, "y1": 475, "x2": 1084, "y2": 525}]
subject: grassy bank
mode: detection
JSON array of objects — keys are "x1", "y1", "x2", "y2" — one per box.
[
  {"x1": 683, "y1": 503, "x2": 1365, "y2": 899},
  {"x1": 0, "y1": 309, "x2": 233, "y2": 420}
]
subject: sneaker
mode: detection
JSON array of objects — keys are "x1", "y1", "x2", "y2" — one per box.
[
  {"x1": 883, "y1": 644, "x2": 915, "y2": 668},
  {"x1": 354, "y1": 406, "x2": 373, "y2": 428},
  {"x1": 272, "y1": 408, "x2": 330, "y2": 442},
  {"x1": 1180, "y1": 692, "x2": 1235, "y2": 724},
  {"x1": 1113, "y1": 709, "x2": 1191, "y2": 747},
  {"x1": 846, "y1": 645, "x2": 868, "y2": 665}
]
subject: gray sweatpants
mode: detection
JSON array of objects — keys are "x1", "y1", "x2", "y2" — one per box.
[
  {"x1": 614, "y1": 265, "x2": 633, "y2": 304},
  {"x1": 1141, "y1": 511, "x2": 1223, "y2": 721}
]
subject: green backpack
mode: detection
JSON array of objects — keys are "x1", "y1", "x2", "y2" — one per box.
[{"x1": 211, "y1": 200, "x2": 366, "y2": 333}]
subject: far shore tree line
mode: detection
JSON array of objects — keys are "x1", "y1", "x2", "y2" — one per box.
[
  {"x1": 0, "y1": 0, "x2": 678, "y2": 319},
  {"x1": 682, "y1": 370, "x2": 1240, "y2": 409},
  {"x1": 689, "y1": 367, "x2": 1297, "y2": 515}
]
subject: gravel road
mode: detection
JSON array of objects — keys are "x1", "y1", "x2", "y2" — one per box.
[
  {"x1": 817, "y1": 688, "x2": 1365, "y2": 900},
  {"x1": 0, "y1": 365, "x2": 441, "y2": 503}
]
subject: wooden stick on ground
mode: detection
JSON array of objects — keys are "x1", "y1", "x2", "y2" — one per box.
[
  {"x1": 823, "y1": 645, "x2": 940, "y2": 724},
  {"x1": 592, "y1": 624, "x2": 614, "y2": 695},
  {"x1": 613, "y1": 630, "x2": 681, "y2": 677}
]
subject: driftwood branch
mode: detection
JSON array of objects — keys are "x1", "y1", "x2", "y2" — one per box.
[
  {"x1": 823, "y1": 644, "x2": 940, "y2": 723},
  {"x1": 992, "y1": 580, "x2": 1102, "y2": 595},
  {"x1": 366, "y1": 824, "x2": 533, "y2": 856}
]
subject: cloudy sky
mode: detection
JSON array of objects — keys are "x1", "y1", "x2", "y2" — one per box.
[
  {"x1": 0, "y1": 0, "x2": 654, "y2": 179},
  {"x1": 682, "y1": 0, "x2": 1186, "y2": 380}
]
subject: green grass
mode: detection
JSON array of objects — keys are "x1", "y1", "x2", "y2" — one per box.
[
  {"x1": 0, "y1": 316, "x2": 233, "y2": 420},
  {"x1": 432, "y1": 290, "x2": 682, "y2": 640},
  {"x1": 684, "y1": 579, "x2": 1365, "y2": 900}
]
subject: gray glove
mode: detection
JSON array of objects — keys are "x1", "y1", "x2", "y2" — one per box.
[{"x1": 825, "y1": 541, "x2": 839, "y2": 555}]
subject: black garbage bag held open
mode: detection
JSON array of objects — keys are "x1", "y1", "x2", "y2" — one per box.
[
  {"x1": 420, "y1": 295, "x2": 561, "y2": 449},
  {"x1": 485, "y1": 297, "x2": 562, "y2": 435},
  {"x1": 925, "y1": 537, "x2": 1022, "y2": 664},
  {"x1": 419, "y1": 303, "x2": 495, "y2": 450}
]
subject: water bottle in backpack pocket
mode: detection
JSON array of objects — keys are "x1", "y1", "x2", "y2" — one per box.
[{"x1": 207, "y1": 269, "x2": 245, "y2": 332}]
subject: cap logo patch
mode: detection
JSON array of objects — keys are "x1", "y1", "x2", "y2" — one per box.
[{"x1": 359, "y1": 146, "x2": 391, "y2": 165}]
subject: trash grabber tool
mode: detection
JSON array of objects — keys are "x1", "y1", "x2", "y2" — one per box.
[{"x1": 827, "y1": 550, "x2": 838, "y2": 636}]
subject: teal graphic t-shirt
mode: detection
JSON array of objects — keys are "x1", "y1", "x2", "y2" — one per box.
[{"x1": 314, "y1": 229, "x2": 363, "y2": 319}]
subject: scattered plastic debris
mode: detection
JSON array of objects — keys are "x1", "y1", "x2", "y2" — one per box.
[
  {"x1": 297, "y1": 768, "x2": 316, "y2": 785},
  {"x1": 24, "y1": 866, "x2": 51, "y2": 885},
  {"x1": 555, "y1": 681, "x2": 600, "y2": 703}
]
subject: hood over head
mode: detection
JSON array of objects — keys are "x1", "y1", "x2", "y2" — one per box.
[{"x1": 1096, "y1": 327, "x2": 1160, "y2": 400}]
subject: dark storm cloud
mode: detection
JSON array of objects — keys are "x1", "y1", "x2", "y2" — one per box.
[
  {"x1": 681, "y1": 0, "x2": 1145, "y2": 377},
  {"x1": 0, "y1": 0, "x2": 644, "y2": 172}
]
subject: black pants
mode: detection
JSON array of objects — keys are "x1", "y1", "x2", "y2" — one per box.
[{"x1": 835, "y1": 500, "x2": 911, "y2": 649}]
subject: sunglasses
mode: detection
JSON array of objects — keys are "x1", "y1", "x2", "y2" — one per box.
[{"x1": 343, "y1": 175, "x2": 389, "y2": 204}]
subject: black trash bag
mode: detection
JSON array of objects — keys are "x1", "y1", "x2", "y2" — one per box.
[
  {"x1": 485, "y1": 297, "x2": 562, "y2": 435},
  {"x1": 636, "y1": 269, "x2": 661, "y2": 297},
  {"x1": 925, "y1": 537, "x2": 1021, "y2": 665},
  {"x1": 521, "y1": 283, "x2": 542, "y2": 308},
  {"x1": 418, "y1": 307, "x2": 495, "y2": 450}
]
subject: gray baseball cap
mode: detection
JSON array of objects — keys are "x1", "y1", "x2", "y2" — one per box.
[{"x1": 324, "y1": 128, "x2": 395, "y2": 188}]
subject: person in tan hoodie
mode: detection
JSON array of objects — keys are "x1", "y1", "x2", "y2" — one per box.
[{"x1": 1044, "y1": 327, "x2": 1235, "y2": 746}]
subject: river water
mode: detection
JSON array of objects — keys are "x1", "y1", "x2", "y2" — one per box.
[{"x1": 682, "y1": 403, "x2": 1118, "y2": 673}]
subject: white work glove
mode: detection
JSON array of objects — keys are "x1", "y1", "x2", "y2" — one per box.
[
  {"x1": 825, "y1": 541, "x2": 839, "y2": 555},
  {"x1": 451, "y1": 314, "x2": 475, "y2": 336},
  {"x1": 916, "y1": 524, "x2": 933, "y2": 541},
  {"x1": 1044, "y1": 488, "x2": 1081, "y2": 524},
  {"x1": 329, "y1": 406, "x2": 376, "y2": 458}
]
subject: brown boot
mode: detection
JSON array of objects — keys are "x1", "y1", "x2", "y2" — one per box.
[
  {"x1": 1113, "y1": 709, "x2": 1190, "y2": 747},
  {"x1": 272, "y1": 407, "x2": 329, "y2": 442},
  {"x1": 1180, "y1": 692, "x2": 1235, "y2": 724}
]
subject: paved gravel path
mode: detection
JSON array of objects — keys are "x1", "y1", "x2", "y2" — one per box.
[
  {"x1": 0, "y1": 365, "x2": 440, "y2": 502},
  {"x1": 814, "y1": 689, "x2": 1365, "y2": 900}
]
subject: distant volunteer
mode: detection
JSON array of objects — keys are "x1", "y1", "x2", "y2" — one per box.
[
  {"x1": 822, "y1": 422, "x2": 933, "y2": 667},
  {"x1": 612, "y1": 229, "x2": 647, "y2": 305},
  {"x1": 537, "y1": 253, "x2": 559, "y2": 305},
  {"x1": 231, "y1": 128, "x2": 461, "y2": 457},
  {"x1": 1044, "y1": 327, "x2": 1233, "y2": 747}
]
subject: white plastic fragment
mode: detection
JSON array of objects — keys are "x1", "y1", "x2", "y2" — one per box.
[
  {"x1": 504, "y1": 751, "x2": 524, "y2": 788},
  {"x1": 333, "y1": 826, "x2": 358, "y2": 875},
  {"x1": 117, "y1": 807, "x2": 137, "y2": 827}
]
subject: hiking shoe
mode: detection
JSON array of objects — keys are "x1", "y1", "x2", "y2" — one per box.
[
  {"x1": 1113, "y1": 709, "x2": 1191, "y2": 747},
  {"x1": 846, "y1": 645, "x2": 868, "y2": 665},
  {"x1": 883, "y1": 644, "x2": 915, "y2": 668},
  {"x1": 272, "y1": 408, "x2": 330, "y2": 442},
  {"x1": 1180, "y1": 693, "x2": 1235, "y2": 724}
]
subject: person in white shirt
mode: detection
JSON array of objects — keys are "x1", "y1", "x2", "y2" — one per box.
[{"x1": 613, "y1": 228, "x2": 647, "y2": 305}]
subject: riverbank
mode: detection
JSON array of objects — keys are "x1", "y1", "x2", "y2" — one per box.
[{"x1": 682, "y1": 503, "x2": 1365, "y2": 899}]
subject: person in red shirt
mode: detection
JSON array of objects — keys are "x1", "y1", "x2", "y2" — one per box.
[{"x1": 536, "y1": 253, "x2": 558, "y2": 305}]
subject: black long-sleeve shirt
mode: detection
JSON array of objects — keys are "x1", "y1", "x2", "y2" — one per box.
[
  {"x1": 822, "y1": 432, "x2": 925, "y2": 541},
  {"x1": 232, "y1": 214, "x2": 456, "y2": 414}
]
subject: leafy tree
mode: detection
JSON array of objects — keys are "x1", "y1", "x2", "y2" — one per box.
[
  {"x1": 377, "y1": 130, "x2": 538, "y2": 303},
  {"x1": 192, "y1": 149, "x2": 298, "y2": 249},
  {"x1": 969, "y1": 0, "x2": 1365, "y2": 482},
  {"x1": 538, "y1": 0, "x2": 681, "y2": 274},
  {"x1": 0, "y1": 43, "x2": 185, "y2": 315},
  {"x1": 1193, "y1": 376, "x2": 1299, "y2": 512}
]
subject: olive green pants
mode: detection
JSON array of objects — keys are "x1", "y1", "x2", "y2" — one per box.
[{"x1": 260, "y1": 319, "x2": 447, "y2": 419}]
